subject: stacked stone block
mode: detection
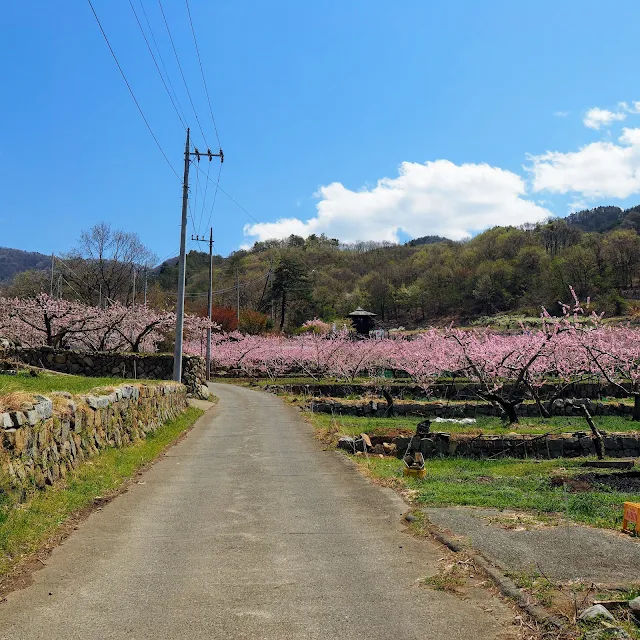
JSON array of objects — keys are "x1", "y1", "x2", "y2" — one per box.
[{"x1": 0, "y1": 383, "x2": 187, "y2": 494}]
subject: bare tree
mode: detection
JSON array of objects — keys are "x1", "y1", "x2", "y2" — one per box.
[{"x1": 63, "y1": 223, "x2": 156, "y2": 306}]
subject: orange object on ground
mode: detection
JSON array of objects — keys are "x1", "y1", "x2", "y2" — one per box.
[
  {"x1": 622, "y1": 502, "x2": 640, "y2": 535},
  {"x1": 403, "y1": 466, "x2": 427, "y2": 479}
]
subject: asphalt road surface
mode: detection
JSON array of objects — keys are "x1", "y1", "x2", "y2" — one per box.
[{"x1": 0, "y1": 383, "x2": 518, "y2": 639}]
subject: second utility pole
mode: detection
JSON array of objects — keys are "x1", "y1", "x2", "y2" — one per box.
[{"x1": 191, "y1": 228, "x2": 214, "y2": 380}]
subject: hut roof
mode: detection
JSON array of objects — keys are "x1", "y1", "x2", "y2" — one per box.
[{"x1": 348, "y1": 307, "x2": 377, "y2": 317}]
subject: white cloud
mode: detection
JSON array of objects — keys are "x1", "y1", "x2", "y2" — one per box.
[
  {"x1": 583, "y1": 107, "x2": 626, "y2": 130},
  {"x1": 243, "y1": 160, "x2": 552, "y2": 244},
  {"x1": 568, "y1": 199, "x2": 588, "y2": 213},
  {"x1": 528, "y1": 128, "x2": 640, "y2": 198},
  {"x1": 619, "y1": 101, "x2": 640, "y2": 114},
  {"x1": 554, "y1": 111, "x2": 569, "y2": 117}
]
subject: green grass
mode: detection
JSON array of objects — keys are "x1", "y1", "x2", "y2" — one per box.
[
  {"x1": 308, "y1": 412, "x2": 640, "y2": 436},
  {"x1": 354, "y1": 455, "x2": 640, "y2": 530},
  {"x1": 304, "y1": 409, "x2": 640, "y2": 528},
  {"x1": 0, "y1": 370, "x2": 160, "y2": 398},
  {"x1": 218, "y1": 374, "x2": 634, "y2": 387},
  {"x1": 0, "y1": 406, "x2": 203, "y2": 576}
]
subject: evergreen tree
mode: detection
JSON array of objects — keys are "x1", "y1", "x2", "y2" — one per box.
[{"x1": 271, "y1": 255, "x2": 312, "y2": 330}]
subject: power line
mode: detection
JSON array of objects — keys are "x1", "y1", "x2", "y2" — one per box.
[
  {"x1": 190, "y1": 162, "x2": 264, "y2": 231},
  {"x1": 184, "y1": 0, "x2": 221, "y2": 147},
  {"x1": 189, "y1": 162, "x2": 317, "y2": 275},
  {"x1": 157, "y1": 0, "x2": 209, "y2": 146},
  {"x1": 203, "y1": 162, "x2": 222, "y2": 234},
  {"x1": 183, "y1": 270, "x2": 271, "y2": 296},
  {"x1": 156, "y1": 245, "x2": 182, "y2": 266},
  {"x1": 138, "y1": 0, "x2": 189, "y2": 128},
  {"x1": 187, "y1": 199, "x2": 198, "y2": 239},
  {"x1": 53, "y1": 256, "x2": 118, "y2": 306},
  {"x1": 197, "y1": 159, "x2": 212, "y2": 237},
  {"x1": 191, "y1": 153, "x2": 200, "y2": 234},
  {"x1": 86, "y1": 0, "x2": 181, "y2": 181},
  {"x1": 128, "y1": 0, "x2": 187, "y2": 130},
  {"x1": 59, "y1": 276, "x2": 87, "y2": 302}
]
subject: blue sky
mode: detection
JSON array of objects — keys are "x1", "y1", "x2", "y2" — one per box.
[{"x1": 2, "y1": 1, "x2": 640, "y2": 260}]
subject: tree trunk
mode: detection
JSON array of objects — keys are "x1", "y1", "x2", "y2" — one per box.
[
  {"x1": 536, "y1": 398, "x2": 551, "y2": 418},
  {"x1": 382, "y1": 388, "x2": 394, "y2": 417},
  {"x1": 529, "y1": 385, "x2": 551, "y2": 418},
  {"x1": 486, "y1": 394, "x2": 520, "y2": 424},
  {"x1": 279, "y1": 291, "x2": 286, "y2": 331},
  {"x1": 580, "y1": 405, "x2": 604, "y2": 460},
  {"x1": 633, "y1": 394, "x2": 640, "y2": 422},
  {"x1": 484, "y1": 393, "x2": 519, "y2": 424},
  {"x1": 502, "y1": 402, "x2": 519, "y2": 424}
]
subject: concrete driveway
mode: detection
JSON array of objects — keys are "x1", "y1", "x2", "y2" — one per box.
[{"x1": 0, "y1": 383, "x2": 519, "y2": 639}]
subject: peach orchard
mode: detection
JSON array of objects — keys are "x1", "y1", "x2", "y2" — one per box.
[{"x1": 2, "y1": 292, "x2": 640, "y2": 423}]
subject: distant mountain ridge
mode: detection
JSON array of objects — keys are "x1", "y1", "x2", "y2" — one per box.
[
  {"x1": 3, "y1": 203, "x2": 640, "y2": 284},
  {"x1": 0, "y1": 247, "x2": 50, "y2": 282}
]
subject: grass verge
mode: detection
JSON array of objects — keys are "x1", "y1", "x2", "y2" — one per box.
[
  {"x1": 306, "y1": 411, "x2": 640, "y2": 437},
  {"x1": 0, "y1": 371, "x2": 160, "y2": 399},
  {"x1": 349, "y1": 455, "x2": 640, "y2": 530},
  {"x1": 0, "y1": 405, "x2": 204, "y2": 579}
]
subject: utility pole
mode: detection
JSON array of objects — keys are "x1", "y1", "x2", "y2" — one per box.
[
  {"x1": 173, "y1": 128, "x2": 191, "y2": 382},
  {"x1": 50, "y1": 253, "x2": 55, "y2": 297},
  {"x1": 144, "y1": 267, "x2": 148, "y2": 307},
  {"x1": 173, "y1": 128, "x2": 223, "y2": 382},
  {"x1": 191, "y1": 228, "x2": 214, "y2": 380},
  {"x1": 132, "y1": 269, "x2": 136, "y2": 310}
]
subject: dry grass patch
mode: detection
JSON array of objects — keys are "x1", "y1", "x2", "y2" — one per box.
[
  {"x1": 422, "y1": 560, "x2": 471, "y2": 593},
  {"x1": 0, "y1": 391, "x2": 35, "y2": 413}
]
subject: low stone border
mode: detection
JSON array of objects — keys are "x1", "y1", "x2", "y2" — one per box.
[
  {"x1": 0, "y1": 383, "x2": 188, "y2": 493},
  {"x1": 265, "y1": 380, "x2": 638, "y2": 401},
  {"x1": 310, "y1": 398, "x2": 637, "y2": 418},
  {"x1": 339, "y1": 431, "x2": 640, "y2": 459}
]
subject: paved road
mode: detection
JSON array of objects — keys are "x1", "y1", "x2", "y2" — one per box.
[
  {"x1": 0, "y1": 384, "x2": 517, "y2": 639},
  {"x1": 427, "y1": 506, "x2": 640, "y2": 583}
]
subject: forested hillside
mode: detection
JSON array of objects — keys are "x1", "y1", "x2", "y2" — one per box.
[
  {"x1": 3, "y1": 205, "x2": 640, "y2": 331},
  {"x1": 153, "y1": 206, "x2": 640, "y2": 329},
  {"x1": 0, "y1": 248, "x2": 50, "y2": 282}
]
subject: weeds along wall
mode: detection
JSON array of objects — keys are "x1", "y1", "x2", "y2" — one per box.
[
  {"x1": 2, "y1": 346, "x2": 208, "y2": 398},
  {"x1": 0, "y1": 382, "x2": 188, "y2": 495}
]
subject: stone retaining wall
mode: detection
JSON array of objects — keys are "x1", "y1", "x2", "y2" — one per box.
[
  {"x1": 338, "y1": 432, "x2": 640, "y2": 459},
  {"x1": 3, "y1": 346, "x2": 207, "y2": 398},
  {"x1": 264, "y1": 380, "x2": 638, "y2": 400},
  {"x1": 0, "y1": 382, "x2": 188, "y2": 494},
  {"x1": 309, "y1": 398, "x2": 636, "y2": 418}
]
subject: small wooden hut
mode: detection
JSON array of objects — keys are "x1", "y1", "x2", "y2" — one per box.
[{"x1": 348, "y1": 307, "x2": 377, "y2": 336}]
